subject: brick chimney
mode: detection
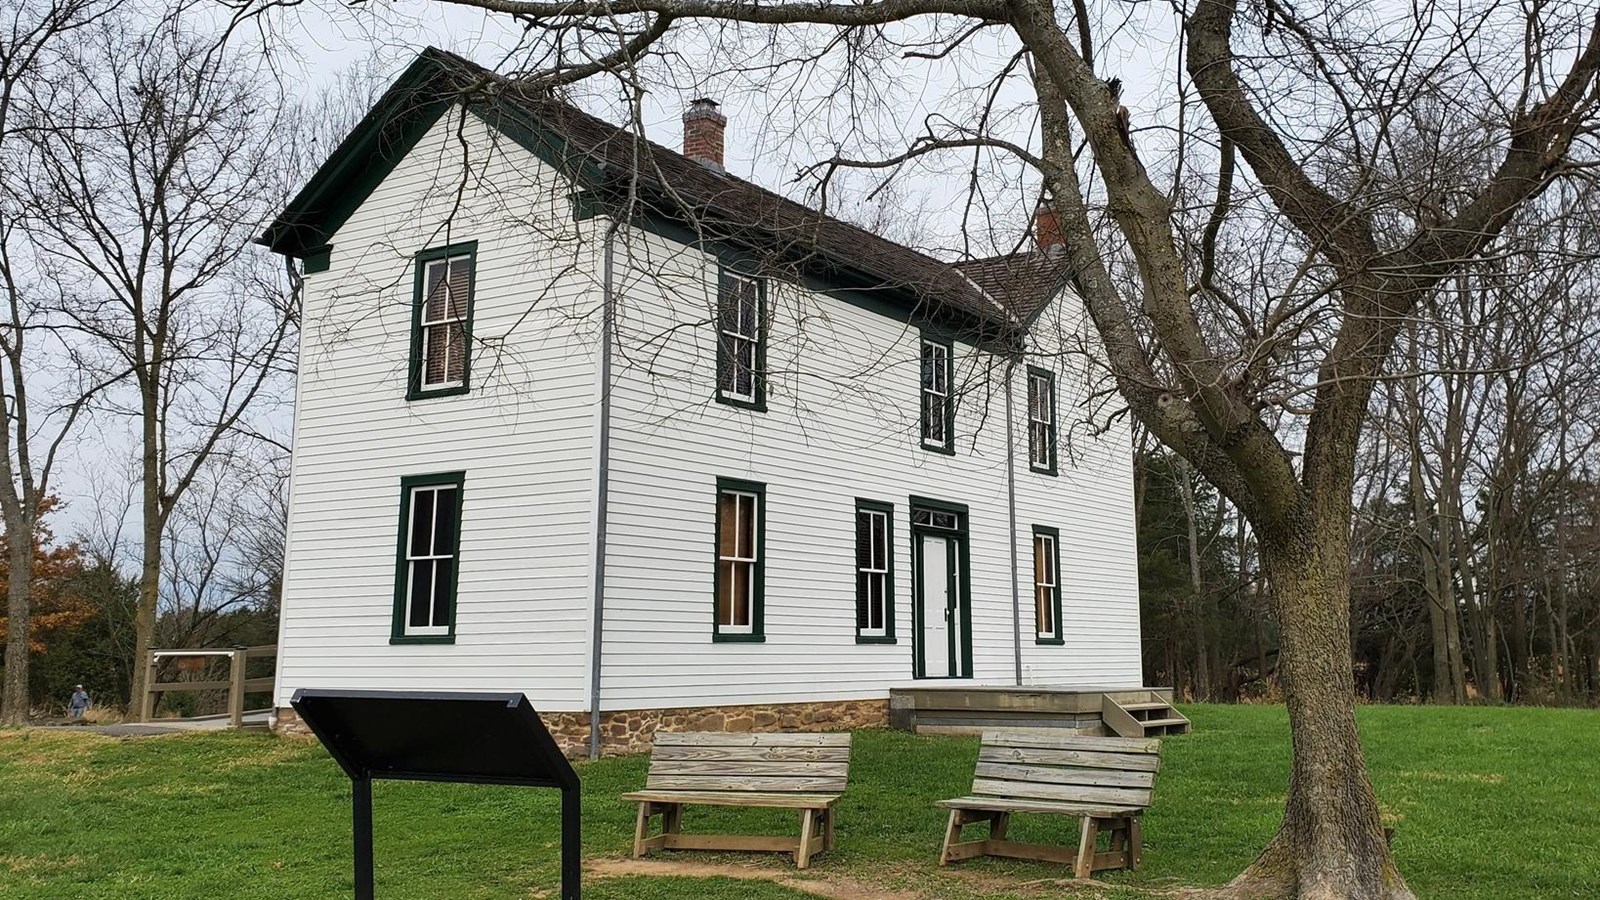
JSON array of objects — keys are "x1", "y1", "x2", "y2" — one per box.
[
  {"x1": 1034, "y1": 198, "x2": 1065, "y2": 255},
  {"x1": 683, "y1": 98, "x2": 726, "y2": 171}
]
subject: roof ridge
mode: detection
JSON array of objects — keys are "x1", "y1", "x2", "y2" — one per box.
[{"x1": 425, "y1": 47, "x2": 968, "y2": 276}]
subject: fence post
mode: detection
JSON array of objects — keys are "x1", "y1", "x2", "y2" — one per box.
[
  {"x1": 228, "y1": 649, "x2": 247, "y2": 729},
  {"x1": 138, "y1": 653, "x2": 157, "y2": 722}
]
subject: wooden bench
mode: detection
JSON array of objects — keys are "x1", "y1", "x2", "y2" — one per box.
[
  {"x1": 936, "y1": 730, "x2": 1160, "y2": 878},
  {"x1": 622, "y1": 731, "x2": 852, "y2": 869}
]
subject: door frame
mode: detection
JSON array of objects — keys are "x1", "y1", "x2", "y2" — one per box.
[{"x1": 909, "y1": 496, "x2": 972, "y2": 679}]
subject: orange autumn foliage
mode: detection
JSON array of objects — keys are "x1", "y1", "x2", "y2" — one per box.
[{"x1": 0, "y1": 498, "x2": 93, "y2": 654}]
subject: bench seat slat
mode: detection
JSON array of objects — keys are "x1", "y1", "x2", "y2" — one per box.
[
  {"x1": 971, "y1": 777, "x2": 1152, "y2": 807},
  {"x1": 650, "y1": 745, "x2": 852, "y2": 763},
  {"x1": 979, "y1": 745, "x2": 1161, "y2": 772},
  {"x1": 974, "y1": 760, "x2": 1155, "y2": 789},
  {"x1": 652, "y1": 732, "x2": 852, "y2": 748},
  {"x1": 623, "y1": 789, "x2": 841, "y2": 808},
  {"x1": 645, "y1": 774, "x2": 849, "y2": 793}
]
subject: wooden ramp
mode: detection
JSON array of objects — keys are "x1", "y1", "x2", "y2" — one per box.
[{"x1": 1101, "y1": 695, "x2": 1191, "y2": 738}]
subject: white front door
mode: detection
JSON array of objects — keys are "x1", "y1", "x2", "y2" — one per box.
[{"x1": 920, "y1": 534, "x2": 952, "y2": 678}]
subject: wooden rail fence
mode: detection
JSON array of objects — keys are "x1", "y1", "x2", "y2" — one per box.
[{"x1": 138, "y1": 644, "x2": 277, "y2": 728}]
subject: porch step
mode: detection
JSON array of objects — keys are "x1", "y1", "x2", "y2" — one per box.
[{"x1": 1101, "y1": 696, "x2": 1192, "y2": 739}]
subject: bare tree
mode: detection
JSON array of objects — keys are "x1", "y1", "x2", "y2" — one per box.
[
  {"x1": 19, "y1": 9, "x2": 297, "y2": 714},
  {"x1": 0, "y1": 0, "x2": 118, "y2": 724},
  {"x1": 397, "y1": 0, "x2": 1600, "y2": 894}
]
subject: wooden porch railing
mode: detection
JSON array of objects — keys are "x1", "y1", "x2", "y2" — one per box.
[{"x1": 138, "y1": 644, "x2": 277, "y2": 727}]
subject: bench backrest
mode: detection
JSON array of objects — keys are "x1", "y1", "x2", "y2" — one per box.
[
  {"x1": 645, "y1": 732, "x2": 853, "y2": 794},
  {"x1": 972, "y1": 730, "x2": 1160, "y2": 811}
]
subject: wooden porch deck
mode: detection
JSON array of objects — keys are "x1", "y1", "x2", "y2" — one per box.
[{"x1": 889, "y1": 685, "x2": 1187, "y2": 737}]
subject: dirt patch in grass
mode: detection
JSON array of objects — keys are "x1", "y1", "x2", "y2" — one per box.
[
  {"x1": 589, "y1": 857, "x2": 928, "y2": 899},
  {"x1": 587, "y1": 857, "x2": 1125, "y2": 899},
  {"x1": 0, "y1": 854, "x2": 84, "y2": 876}
]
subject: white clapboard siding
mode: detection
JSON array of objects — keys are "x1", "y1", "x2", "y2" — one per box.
[
  {"x1": 274, "y1": 108, "x2": 604, "y2": 711},
  {"x1": 596, "y1": 221, "x2": 1143, "y2": 712}
]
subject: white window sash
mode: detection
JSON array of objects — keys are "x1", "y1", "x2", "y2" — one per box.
[
  {"x1": 921, "y1": 341, "x2": 950, "y2": 447},
  {"x1": 857, "y1": 510, "x2": 889, "y2": 637},
  {"x1": 404, "y1": 486, "x2": 455, "y2": 636},
  {"x1": 1030, "y1": 374, "x2": 1054, "y2": 467},
  {"x1": 719, "y1": 274, "x2": 760, "y2": 401},
  {"x1": 420, "y1": 256, "x2": 469, "y2": 389},
  {"x1": 1035, "y1": 535, "x2": 1058, "y2": 639},
  {"x1": 718, "y1": 490, "x2": 759, "y2": 632}
]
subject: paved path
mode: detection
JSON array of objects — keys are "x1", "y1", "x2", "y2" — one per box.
[{"x1": 37, "y1": 709, "x2": 272, "y2": 736}]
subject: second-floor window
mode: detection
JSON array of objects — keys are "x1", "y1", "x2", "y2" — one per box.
[
  {"x1": 410, "y1": 242, "x2": 476, "y2": 399},
  {"x1": 920, "y1": 337, "x2": 953, "y2": 451},
  {"x1": 717, "y1": 270, "x2": 764, "y2": 408},
  {"x1": 1028, "y1": 368, "x2": 1057, "y2": 474}
]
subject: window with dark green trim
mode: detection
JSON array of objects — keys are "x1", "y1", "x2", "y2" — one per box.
[
  {"x1": 1032, "y1": 525, "x2": 1063, "y2": 645},
  {"x1": 408, "y1": 242, "x2": 476, "y2": 400},
  {"x1": 1028, "y1": 367, "x2": 1057, "y2": 475},
  {"x1": 714, "y1": 477, "x2": 765, "y2": 641},
  {"x1": 854, "y1": 499, "x2": 895, "y2": 643},
  {"x1": 920, "y1": 336, "x2": 954, "y2": 453},
  {"x1": 716, "y1": 269, "x2": 765, "y2": 409},
  {"x1": 392, "y1": 472, "x2": 465, "y2": 644}
]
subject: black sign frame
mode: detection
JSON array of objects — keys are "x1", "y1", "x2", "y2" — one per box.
[{"x1": 290, "y1": 688, "x2": 580, "y2": 899}]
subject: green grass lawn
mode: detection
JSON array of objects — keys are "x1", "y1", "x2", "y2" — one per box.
[{"x1": 2, "y1": 704, "x2": 1596, "y2": 899}]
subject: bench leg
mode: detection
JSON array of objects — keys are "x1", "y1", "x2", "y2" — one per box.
[
  {"x1": 1074, "y1": 816, "x2": 1100, "y2": 879},
  {"x1": 822, "y1": 806, "x2": 836, "y2": 852},
  {"x1": 1128, "y1": 817, "x2": 1143, "y2": 870},
  {"x1": 632, "y1": 802, "x2": 650, "y2": 858},
  {"x1": 796, "y1": 808, "x2": 816, "y2": 869},
  {"x1": 663, "y1": 802, "x2": 683, "y2": 836},
  {"x1": 939, "y1": 809, "x2": 963, "y2": 865},
  {"x1": 990, "y1": 811, "x2": 1011, "y2": 841}
]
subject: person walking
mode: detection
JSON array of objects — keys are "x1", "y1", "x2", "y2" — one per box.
[{"x1": 68, "y1": 685, "x2": 91, "y2": 719}]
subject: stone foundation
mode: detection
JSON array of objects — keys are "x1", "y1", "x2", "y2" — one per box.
[{"x1": 272, "y1": 698, "x2": 889, "y2": 758}]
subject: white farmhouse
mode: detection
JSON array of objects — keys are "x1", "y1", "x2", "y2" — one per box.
[{"x1": 262, "y1": 48, "x2": 1161, "y2": 756}]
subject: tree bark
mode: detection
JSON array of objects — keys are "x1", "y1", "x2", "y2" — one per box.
[{"x1": 1223, "y1": 514, "x2": 1414, "y2": 900}]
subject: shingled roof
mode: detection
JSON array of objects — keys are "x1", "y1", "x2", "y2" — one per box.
[{"x1": 262, "y1": 47, "x2": 1068, "y2": 335}]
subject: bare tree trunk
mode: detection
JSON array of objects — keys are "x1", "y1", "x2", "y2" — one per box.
[
  {"x1": 1, "y1": 533, "x2": 32, "y2": 722},
  {"x1": 1227, "y1": 513, "x2": 1413, "y2": 900}
]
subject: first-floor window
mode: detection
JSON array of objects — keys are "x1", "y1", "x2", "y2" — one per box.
[
  {"x1": 715, "y1": 478, "x2": 765, "y2": 640},
  {"x1": 1033, "y1": 526, "x2": 1062, "y2": 644},
  {"x1": 855, "y1": 500, "x2": 894, "y2": 641},
  {"x1": 394, "y1": 473, "x2": 465, "y2": 642}
]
